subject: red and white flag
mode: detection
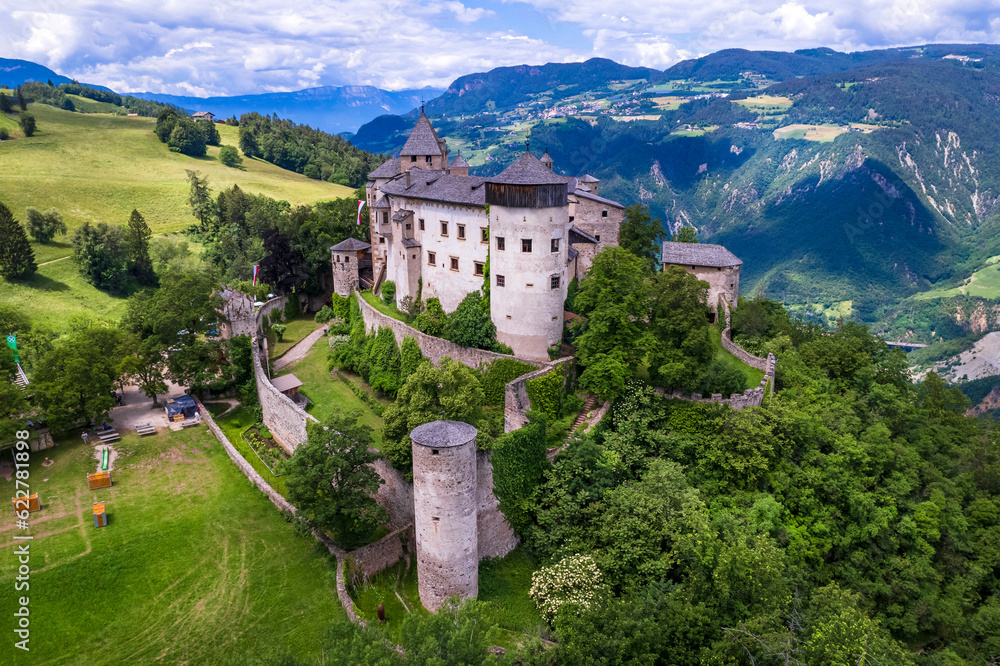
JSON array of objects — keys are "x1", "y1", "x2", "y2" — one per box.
[
  {"x1": 356, "y1": 199, "x2": 366, "y2": 226},
  {"x1": 252, "y1": 265, "x2": 260, "y2": 287}
]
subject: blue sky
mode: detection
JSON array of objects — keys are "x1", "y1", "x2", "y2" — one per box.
[{"x1": 1, "y1": 0, "x2": 997, "y2": 96}]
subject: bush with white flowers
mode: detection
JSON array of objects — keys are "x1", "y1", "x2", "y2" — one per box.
[{"x1": 529, "y1": 553, "x2": 606, "y2": 623}]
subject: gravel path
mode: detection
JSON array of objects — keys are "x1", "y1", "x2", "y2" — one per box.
[{"x1": 273, "y1": 325, "x2": 327, "y2": 371}]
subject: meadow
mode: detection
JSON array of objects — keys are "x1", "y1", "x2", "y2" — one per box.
[
  {"x1": 0, "y1": 103, "x2": 353, "y2": 264},
  {"x1": 0, "y1": 427, "x2": 345, "y2": 665},
  {"x1": 914, "y1": 256, "x2": 1000, "y2": 300}
]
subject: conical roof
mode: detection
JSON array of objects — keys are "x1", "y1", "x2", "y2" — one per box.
[
  {"x1": 450, "y1": 152, "x2": 470, "y2": 168},
  {"x1": 540, "y1": 149, "x2": 553, "y2": 165},
  {"x1": 400, "y1": 112, "x2": 443, "y2": 156},
  {"x1": 488, "y1": 151, "x2": 570, "y2": 186}
]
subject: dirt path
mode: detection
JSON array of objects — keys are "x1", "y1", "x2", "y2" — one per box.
[
  {"x1": 273, "y1": 325, "x2": 327, "y2": 371},
  {"x1": 37, "y1": 255, "x2": 71, "y2": 267}
]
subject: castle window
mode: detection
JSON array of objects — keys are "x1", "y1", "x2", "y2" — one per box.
[
  {"x1": 595, "y1": 234, "x2": 600, "y2": 242},
  {"x1": 440, "y1": 221, "x2": 448, "y2": 236},
  {"x1": 406, "y1": 223, "x2": 411, "y2": 230},
  {"x1": 450, "y1": 256, "x2": 459, "y2": 271},
  {"x1": 717, "y1": 267, "x2": 721, "y2": 271},
  {"x1": 428, "y1": 251, "x2": 436, "y2": 265},
  {"x1": 551, "y1": 238, "x2": 559, "y2": 253},
  {"x1": 550, "y1": 275, "x2": 560, "y2": 290},
  {"x1": 379, "y1": 237, "x2": 385, "y2": 244},
  {"x1": 521, "y1": 238, "x2": 532, "y2": 253},
  {"x1": 425, "y1": 156, "x2": 432, "y2": 164},
  {"x1": 496, "y1": 274, "x2": 505, "y2": 287},
  {"x1": 431, "y1": 449, "x2": 439, "y2": 455},
  {"x1": 382, "y1": 212, "x2": 389, "y2": 223},
  {"x1": 410, "y1": 156, "x2": 416, "y2": 162},
  {"x1": 480, "y1": 227, "x2": 488, "y2": 243},
  {"x1": 602, "y1": 210, "x2": 608, "y2": 217},
  {"x1": 419, "y1": 218, "x2": 425, "y2": 231},
  {"x1": 458, "y1": 224, "x2": 466, "y2": 240},
  {"x1": 345, "y1": 256, "x2": 350, "y2": 263},
  {"x1": 569, "y1": 216, "x2": 575, "y2": 222},
  {"x1": 474, "y1": 261, "x2": 485, "y2": 276},
  {"x1": 496, "y1": 236, "x2": 505, "y2": 251}
]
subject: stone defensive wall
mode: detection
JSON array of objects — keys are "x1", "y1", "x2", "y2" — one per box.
[
  {"x1": 476, "y1": 450, "x2": 520, "y2": 558},
  {"x1": 503, "y1": 356, "x2": 575, "y2": 432}
]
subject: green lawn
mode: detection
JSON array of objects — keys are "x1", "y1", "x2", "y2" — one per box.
[
  {"x1": 215, "y1": 405, "x2": 289, "y2": 496},
  {"x1": 271, "y1": 315, "x2": 322, "y2": 359},
  {"x1": 0, "y1": 103, "x2": 353, "y2": 265},
  {"x1": 276, "y1": 341, "x2": 388, "y2": 447},
  {"x1": 478, "y1": 547, "x2": 543, "y2": 634},
  {"x1": 0, "y1": 427, "x2": 344, "y2": 665},
  {"x1": 711, "y1": 323, "x2": 766, "y2": 388},
  {"x1": 0, "y1": 255, "x2": 132, "y2": 331},
  {"x1": 349, "y1": 555, "x2": 427, "y2": 641},
  {"x1": 360, "y1": 289, "x2": 409, "y2": 323}
]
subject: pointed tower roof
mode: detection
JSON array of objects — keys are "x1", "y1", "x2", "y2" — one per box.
[
  {"x1": 449, "y1": 152, "x2": 470, "y2": 169},
  {"x1": 540, "y1": 148, "x2": 554, "y2": 168},
  {"x1": 488, "y1": 151, "x2": 570, "y2": 186},
  {"x1": 400, "y1": 112, "x2": 443, "y2": 157}
]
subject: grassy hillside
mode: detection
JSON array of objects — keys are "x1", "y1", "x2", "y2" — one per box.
[{"x1": 0, "y1": 103, "x2": 353, "y2": 264}]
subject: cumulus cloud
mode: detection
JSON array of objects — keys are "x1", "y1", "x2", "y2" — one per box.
[{"x1": 0, "y1": 0, "x2": 997, "y2": 95}]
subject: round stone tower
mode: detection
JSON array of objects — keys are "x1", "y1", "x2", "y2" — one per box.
[
  {"x1": 411, "y1": 420, "x2": 479, "y2": 612},
  {"x1": 487, "y1": 151, "x2": 570, "y2": 360}
]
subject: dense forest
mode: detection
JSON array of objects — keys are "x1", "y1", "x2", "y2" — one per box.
[{"x1": 19, "y1": 80, "x2": 182, "y2": 117}]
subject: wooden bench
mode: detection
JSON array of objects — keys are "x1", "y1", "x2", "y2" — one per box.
[
  {"x1": 179, "y1": 419, "x2": 200, "y2": 429},
  {"x1": 134, "y1": 423, "x2": 157, "y2": 436},
  {"x1": 97, "y1": 429, "x2": 120, "y2": 443}
]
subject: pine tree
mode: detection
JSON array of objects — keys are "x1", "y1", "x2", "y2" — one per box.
[
  {"x1": 0, "y1": 93, "x2": 11, "y2": 114},
  {"x1": 15, "y1": 85, "x2": 26, "y2": 111},
  {"x1": 125, "y1": 209, "x2": 156, "y2": 285},
  {"x1": 0, "y1": 202, "x2": 37, "y2": 281}
]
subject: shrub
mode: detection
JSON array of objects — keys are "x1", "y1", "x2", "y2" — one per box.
[
  {"x1": 368, "y1": 327, "x2": 401, "y2": 396},
  {"x1": 314, "y1": 305, "x2": 335, "y2": 324},
  {"x1": 272, "y1": 323, "x2": 287, "y2": 342},
  {"x1": 399, "y1": 336, "x2": 426, "y2": 386},
  {"x1": 283, "y1": 295, "x2": 300, "y2": 320},
  {"x1": 381, "y1": 281, "x2": 396, "y2": 303},
  {"x1": 0, "y1": 127, "x2": 8, "y2": 140},
  {"x1": 529, "y1": 554, "x2": 608, "y2": 624},
  {"x1": 446, "y1": 292, "x2": 498, "y2": 350},
  {"x1": 415, "y1": 297, "x2": 447, "y2": 337},
  {"x1": 331, "y1": 293, "x2": 351, "y2": 320},
  {"x1": 491, "y1": 418, "x2": 548, "y2": 535},
  {"x1": 526, "y1": 368, "x2": 564, "y2": 421},
  {"x1": 219, "y1": 145, "x2": 243, "y2": 168},
  {"x1": 18, "y1": 113, "x2": 36, "y2": 137},
  {"x1": 481, "y1": 358, "x2": 536, "y2": 407}
]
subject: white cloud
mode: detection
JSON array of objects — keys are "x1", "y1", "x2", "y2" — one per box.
[{"x1": 0, "y1": 0, "x2": 997, "y2": 95}]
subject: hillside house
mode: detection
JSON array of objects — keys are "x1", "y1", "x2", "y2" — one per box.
[
  {"x1": 661, "y1": 242, "x2": 742, "y2": 322},
  {"x1": 192, "y1": 111, "x2": 214, "y2": 121}
]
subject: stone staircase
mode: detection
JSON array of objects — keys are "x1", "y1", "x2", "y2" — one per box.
[{"x1": 569, "y1": 394, "x2": 598, "y2": 435}]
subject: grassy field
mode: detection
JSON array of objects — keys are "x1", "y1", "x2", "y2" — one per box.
[
  {"x1": 271, "y1": 315, "x2": 322, "y2": 359},
  {"x1": 914, "y1": 256, "x2": 1000, "y2": 300},
  {"x1": 278, "y1": 341, "x2": 388, "y2": 447},
  {"x1": 734, "y1": 94, "x2": 794, "y2": 114},
  {"x1": 0, "y1": 255, "x2": 132, "y2": 330},
  {"x1": 710, "y1": 323, "x2": 766, "y2": 389},
  {"x1": 360, "y1": 289, "x2": 409, "y2": 323},
  {"x1": 0, "y1": 103, "x2": 353, "y2": 264},
  {"x1": 0, "y1": 427, "x2": 344, "y2": 665},
  {"x1": 214, "y1": 405, "x2": 289, "y2": 496},
  {"x1": 651, "y1": 96, "x2": 690, "y2": 111}
]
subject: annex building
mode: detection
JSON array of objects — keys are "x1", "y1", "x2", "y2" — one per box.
[{"x1": 359, "y1": 112, "x2": 625, "y2": 360}]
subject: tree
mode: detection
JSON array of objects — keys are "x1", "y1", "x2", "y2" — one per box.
[
  {"x1": 399, "y1": 598, "x2": 505, "y2": 665},
  {"x1": 185, "y1": 170, "x2": 216, "y2": 231},
  {"x1": 154, "y1": 108, "x2": 179, "y2": 142},
  {"x1": 619, "y1": 204, "x2": 665, "y2": 272},
  {"x1": 168, "y1": 118, "x2": 207, "y2": 157},
  {"x1": 15, "y1": 85, "x2": 26, "y2": 111},
  {"x1": 646, "y1": 266, "x2": 713, "y2": 390},
  {"x1": 414, "y1": 297, "x2": 447, "y2": 337},
  {"x1": 198, "y1": 119, "x2": 221, "y2": 146},
  {"x1": 118, "y1": 335, "x2": 168, "y2": 406},
  {"x1": 33, "y1": 322, "x2": 126, "y2": 431},
  {"x1": 18, "y1": 113, "x2": 35, "y2": 137},
  {"x1": 71, "y1": 222, "x2": 129, "y2": 291},
  {"x1": 671, "y1": 225, "x2": 698, "y2": 243},
  {"x1": 0, "y1": 203, "x2": 37, "y2": 281},
  {"x1": 238, "y1": 124, "x2": 258, "y2": 158},
  {"x1": 124, "y1": 209, "x2": 156, "y2": 285},
  {"x1": 0, "y1": 93, "x2": 12, "y2": 114},
  {"x1": 573, "y1": 247, "x2": 649, "y2": 400},
  {"x1": 381, "y1": 357, "x2": 486, "y2": 469},
  {"x1": 219, "y1": 145, "x2": 243, "y2": 168},
  {"x1": 259, "y1": 226, "x2": 308, "y2": 295},
  {"x1": 24, "y1": 208, "x2": 67, "y2": 243},
  {"x1": 445, "y1": 291, "x2": 499, "y2": 351},
  {"x1": 282, "y1": 411, "x2": 387, "y2": 548}
]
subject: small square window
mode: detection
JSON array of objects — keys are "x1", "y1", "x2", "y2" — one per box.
[
  {"x1": 428, "y1": 251, "x2": 436, "y2": 265},
  {"x1": 550, "y1": 275, "x2": 560, "y2": 289},
  {"x1": 480, "y1": 228, "x2": 489, "y2": 243},
  {"x1": 521, "y1": 238, "x2": 532, "y2": 253},
  {"x1": 551, "y1": 238, "x2": 559, "y2": 253},
  {"x1": 496, "y1": 274, "x2": 505, "y2": 287},
  {"x1": 441, "y1": 221, "x2": 449, "y2": 236},
  {"x1": 474, "y1": 261, "x2": 485, "y2": 276},
  {"x1": 425, "y1": 156, "x2": 432, "y2": 164},
  {"x1": 345, "y1": 256, "x2": 350, "y2": 263},
  {"x1": 379, "y1": 237, "x2": 385, "y2": 244},
  {"x1": 569, "y1": 216, "x2": 575, "y2": 222},
  {"x1": 595, "y1": 234, "x2": 601, "y2": 242},
  {"x1": 450, "y1": 257, "x2": 459, "y2": 271},
  {"x1": 458, "y1": 224, "x2": 466, "y2": 239},
  {"x1": 602, "y1": 210, "x2": 608, "y2": 218},
  {"x1": 410, "y1": 156, "x2": 416, "y2": 162},
  {"x1": 496, "y1": 236, "x2": 505, "y2": 251},
  {"x1": 419, "y1": 218, "x2": 425, "y2": 231},
  {"x1": 432, "y1": 449, "x2": 439, "y2": 455},
  {"x1": 405, "y1": 223, "x2": 411, "y2": 230}
]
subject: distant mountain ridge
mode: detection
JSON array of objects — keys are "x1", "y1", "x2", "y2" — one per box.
[
  {"x1": 131, "y1": 85, "x2": 442, "y2": 132},
  {"x1": 0, "y1": 57, "x2": 112, "y2": 91}
]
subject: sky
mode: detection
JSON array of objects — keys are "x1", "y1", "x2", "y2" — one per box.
[{"x1": 1, "y1": 0, "x2": 998, "y2": 96}]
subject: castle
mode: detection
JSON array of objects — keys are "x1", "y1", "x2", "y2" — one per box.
[{"x1": 355, "y1": 112, "x2": 625, "y2": 360}]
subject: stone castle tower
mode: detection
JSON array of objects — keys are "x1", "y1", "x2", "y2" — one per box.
[
  {"x1": 411, "y1": 420, "x2": 479, "y2": 612},
  {"x1": 486, "y1": 152, "x2": 571, "y2": 359}
]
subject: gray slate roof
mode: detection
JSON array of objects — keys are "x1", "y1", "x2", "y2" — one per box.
[
  {"x1": 580, "y1": 174, "x2": 600, "y2": 183},
  {"x1": 381, "y1": 169, "x2": 488, "y2": 207},
  {"x1": 488, "y1": 152, "x2": 571, "y2": 186},
  {"x1": 401, "y1": 238, "x2": 422, "y2": 248},
  {"x1": 540, "y1": 150, "x2": 554, "y2": 165},
  {"x1": 572, "y1": 188, "x2": 624, "y2": 209},
  {"x1": 661, "y1": 241, "x2": 742, "y2": 268},
  {"x1": 270, "y1": 374, "x2": 303, "y2": 393},
  {"x1": 331, "y1": 237, "x2": 371, "y2": 252},
  {"x1": 373, "y1": 196, "x2": 390, "y2": 209},
  {"x1": 369, "y1": 157, "x2": 400, "y2": 179},
  {"x1": 391, "y1": 209, "x2": 413, "y2": 222},
  {"x1": 400, "y1": 113, "x2": 443, "y2": 156},
  {"x1": 450, "y1": 153, "x2": 470, "y2": 169},
  {"x1": 568, "y1": 246, "x2": 579, "y2": 261},
  {"x1": 569, "y1": 225, "x2": 598, "y2": 244}
]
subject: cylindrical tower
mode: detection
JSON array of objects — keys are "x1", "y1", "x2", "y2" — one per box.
[
  {"x1": 487, "y1": 151, "x2": 570, "y2": 360},
  {"x1": 411, "y1": 420, "x2": 479, "y2": 612}
]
